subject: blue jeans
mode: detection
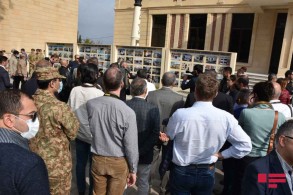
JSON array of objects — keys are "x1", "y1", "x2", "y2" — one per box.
[
  {"x1": 170, "y1": 164, "x2": 215, "y2": 195},
  {"x1": 75, "y1": 139, "x2": 93, "y2": 195}
]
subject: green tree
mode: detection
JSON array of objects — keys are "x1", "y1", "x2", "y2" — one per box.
[
  {"x1": 78, "y1": 34, "x2": 82, "y2": 43},
  {"x1": 83, "y1": 38, "x2": 94, "y2": 44}
]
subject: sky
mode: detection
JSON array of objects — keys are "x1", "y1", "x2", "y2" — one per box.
[{"x1": 78, "y1": 0, "x2": 115, "y2": 44}]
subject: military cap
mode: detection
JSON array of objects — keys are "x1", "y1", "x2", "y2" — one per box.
[{"x1": 36, "y1": 67, "x2": 66, "y2": 80}]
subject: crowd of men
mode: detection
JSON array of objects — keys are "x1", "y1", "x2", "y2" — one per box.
[{"x1": 1, "y1": 49, "x2": 293, "y2": 195}]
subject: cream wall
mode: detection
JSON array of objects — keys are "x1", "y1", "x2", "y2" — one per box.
[
  {"x1": 114, "y1": 0, "x2": 293, "y2": 74},
  {"x1": 241, "y1": 12, "x2": 276, "y2": 73},
  {"x1": 0, "y1": 0, "x2": 78, "y2": 52}
]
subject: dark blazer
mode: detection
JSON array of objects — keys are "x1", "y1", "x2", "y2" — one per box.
[
  {"x1": 126, "y1": 97, "x2": 160, "y2": 164},
  {"x1": 184, "y1": 92, "x2": 234, "y2": 114},
  {"x1": 147, "y1": 87, "x2": 184, "y2": 130},
  {"x1": 242, "y1": 150, "x2": 291, "y2": 195},
  {"x1": 0, "y1": 66, "x2": 12, "y2": 91}
]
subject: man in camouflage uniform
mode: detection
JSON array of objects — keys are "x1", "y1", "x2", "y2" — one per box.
[
  {"x1": 36, "y1": 49, "x2": 44, "y2": 62},
  {"x1": 28, "y1": 49, "x2": 37, "y2": 77},
  {"x1": 29, "y1": 66, "x2": 79, "y2": 195}
]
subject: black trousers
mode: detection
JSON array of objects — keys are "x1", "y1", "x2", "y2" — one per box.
[
  {"x1": 13, "y1": 76, "x2": 25, "y2": 89},
  {"x1": 232, "y1": 156, "x2": 260, "y2": 194}
]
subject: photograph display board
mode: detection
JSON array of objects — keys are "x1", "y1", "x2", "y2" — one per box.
[
  {"x1": 115, "y1": 46, "x2": 164, "y2": 86},
  {"x1": 167, "y1": 49, "x2": 237, "y2": 88},
  {"x1": 47, "y1": 43, "x2": 74, "y2": 61},
  {"x1": 77, "y1": 44, "x2": 111, "y2": 70}
]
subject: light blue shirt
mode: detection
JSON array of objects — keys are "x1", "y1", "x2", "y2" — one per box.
[{"x1": 167, "y1": 101, "x2": 252, "y2": 166}]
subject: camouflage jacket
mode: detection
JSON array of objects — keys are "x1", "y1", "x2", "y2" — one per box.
[
  {"x1": 28, "y1": 53, "x2": 37, "y2": 65},
  {"x1": 29, "y1": 89, "x2": 79, "y2": 178}
]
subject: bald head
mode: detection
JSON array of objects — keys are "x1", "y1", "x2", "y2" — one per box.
[
  {"x1": 36, "y1": 59, "x2": 51, "y2": 69},
  {"x1": 103, "y1": 67, "x2": 123, "y2": 91},
  {"x1": 272, "y1": 82, "x2": 281, "y2": 100}
]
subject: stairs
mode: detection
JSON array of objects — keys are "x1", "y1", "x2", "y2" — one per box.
[{"x1": 246, "y1": 72, "x2": 268, "y2": 89}]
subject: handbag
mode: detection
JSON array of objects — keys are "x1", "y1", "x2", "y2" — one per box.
[{"x1": 267, "y1": 111, "x2": 278, "y2": 154}]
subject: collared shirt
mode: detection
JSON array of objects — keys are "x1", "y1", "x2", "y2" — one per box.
[
  {"x1": 146, "y1": 80, "x2": 156, "y2": 92},
  {"x1": 167, "y1": 101, "x2": 252, "y2": 166},
  {"x1": 276, "y1": 150, "x2": 293, "y2": 194},
  {"x1": 87, "y1": 96, "x2": 139, "y2": 173},
  {"x1": 270, "y1": 100, "x2": 293, "y2": 119},
  {"x1": 0, "y1": 128, "x2": 29, "y2": 150},
  {"x1": 134, "y1": 95, "x2": 145, "y2": 100}
]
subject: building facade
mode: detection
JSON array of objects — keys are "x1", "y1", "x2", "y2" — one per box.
[
  {"x1": 114, "y1": 0, "x2": 293, "y2": 76},
  {"x1": 0, "y1": 0, "x2": 78, "y2": 54}
]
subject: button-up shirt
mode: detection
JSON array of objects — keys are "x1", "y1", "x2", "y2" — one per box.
[
  {"x1": 167, "y1": 101, "x2": 252, "y2": 166},
  {"x1": 270, "y1": 100, "x2": 293, "y2": 119},
  {"x1": 276, "y1": 150, "x2": 293, "y2": 194},
  {"x1": 87, "y1": 96, "x2": 139, "y2": 173}
]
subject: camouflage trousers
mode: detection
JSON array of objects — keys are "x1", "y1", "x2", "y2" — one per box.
[
  {"x1": 49, "y1": 173, "x2": 72, "y2": 195},
  {"x1": 29, "y1": 64, "x2": 35, "y2": 77}
]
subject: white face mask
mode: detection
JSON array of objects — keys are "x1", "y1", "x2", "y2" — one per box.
[
  {"x1": 20, "y1": 117, "x2": 39, "y2": 139},
  {"x1": 58, "y1": 81, "x2": 63, "y2": 93},
  {"x1": 54, "y1": 81, "x2": 63, "y2": 93},
  {"x1": 13, "y1": 115, "x2": 40, "y2": 139}
]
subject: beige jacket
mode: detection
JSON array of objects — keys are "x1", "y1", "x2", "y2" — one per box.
[{"x1": 17, "y1": 59, "x2": 27, "y2": 76}]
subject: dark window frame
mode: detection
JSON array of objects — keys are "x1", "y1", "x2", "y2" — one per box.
[
  {"x1": 187, "y1": 14, "x2": 207, "y2": 50},
  {"x1": 151, "y1": 15, "x2": 167, "y2": 47},
  {"x1": 228, "y1": 13, "x2": 255, "y2": 63}
]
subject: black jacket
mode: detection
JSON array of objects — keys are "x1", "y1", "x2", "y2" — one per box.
[
  {"x1": 184, "y1": 92, "x2": 234, "y2": 114},
  {"x1": 0, "y1": 66, "x2": 12, "y2": 91}
]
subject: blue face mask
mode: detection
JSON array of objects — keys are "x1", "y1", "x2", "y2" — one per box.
[{"x1": 58, "y1": 81, "x2": 63, "y2": 93}]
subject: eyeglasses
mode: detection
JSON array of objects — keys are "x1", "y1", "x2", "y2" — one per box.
[
  {"x1": 284, "y1": 135, "x2": 293, "y2": 140},
  {"x1": 13, "y1": 112, "x2": 38, "y2": 122}
]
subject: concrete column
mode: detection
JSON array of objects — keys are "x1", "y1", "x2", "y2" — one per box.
[
  {"x1": 182, "y1": 14, "x2": 190, "y2": 49},
  {"x1": 131, "y1": 0, "x2": 142, "y2": 46},
  {"x1": 278, "y1": 7, "x2": 293, "y2": 71}
]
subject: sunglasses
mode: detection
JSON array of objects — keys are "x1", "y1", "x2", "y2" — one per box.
[{"x1": 14, "y1": 112, "x2": 38, "y2": 122}]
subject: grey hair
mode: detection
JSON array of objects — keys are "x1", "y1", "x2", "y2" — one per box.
[
  {"x1": 161, "y1": 72, "x2": 176, "y2": 87},
  {"x1": 275, "y1": 120, "x2": 293, "y2": 145},
  {"x1": 130, "y1": 78, "x2": 147, "y2": 96}
]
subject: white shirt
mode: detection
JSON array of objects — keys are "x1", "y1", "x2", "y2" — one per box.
[
  {"x1": 167, "y1": 101, "x2": 252, "y2": 166},
  {"x1": 270, "y1": 100, "x2": 293, "y2": 119},
  {"x1": 68, "y1": 85, "x2": 104, "y2": 144},
  {"x1": 276, "y1": 150, "x2": 293, "y2": 194},
  {"x1": 146, "y1": 80, "x2": 156, "y2": 92}
]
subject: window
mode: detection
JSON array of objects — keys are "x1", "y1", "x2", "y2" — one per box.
[
  {"x1": 187, "y1": 14, "x2": 207, "y2": 50},
  {"x1": 151, "y1": 15, "x2": 167, "y2": 47},
  {"x1": 229, "y1": 14, "x2": 254, "y2": 63}
]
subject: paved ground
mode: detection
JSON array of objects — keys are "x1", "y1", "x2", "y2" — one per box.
[{"x1": 70, "y1": 142, "x2": 224, "y2": 195}]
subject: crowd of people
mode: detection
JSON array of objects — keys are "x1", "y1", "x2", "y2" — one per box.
[{"x1": 0, "y1": 49, "x2": 293, "y2": 195}]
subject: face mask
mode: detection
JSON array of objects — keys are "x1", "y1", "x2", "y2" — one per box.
[
  {"x1": 58, "y1": 81, "x2": 63, "y2": 93},
  {"x1": 21, "y1": 117, "x2": 40, "y2": 139},
  {"x1": 13, "y1": 115, "x2": 40, "y2": 139},
  {"x1": 54, "y1": 81, "x2": 63, "y2": 93}
]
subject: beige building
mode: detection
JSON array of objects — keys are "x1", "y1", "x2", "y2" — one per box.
[
  {"x1": 0, "y1": 0, "x2": 78, "y2": 53},
  {"x1": 114, "y1": 0, "x2": 293, "y2": 76}
]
